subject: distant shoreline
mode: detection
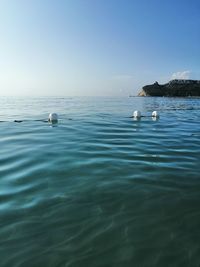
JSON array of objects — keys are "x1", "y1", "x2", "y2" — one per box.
[{"x1": 138, "y1": 79, "x2": 200, "y2": 97}]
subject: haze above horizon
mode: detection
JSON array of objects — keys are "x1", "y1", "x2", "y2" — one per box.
[{"x1": 0, "y1": 0, "x2": 199, "y2": 96}]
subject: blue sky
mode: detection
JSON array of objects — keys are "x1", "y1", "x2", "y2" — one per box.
[{"x1": 0, "y1": 0, "x2": 199, "y2": 96}]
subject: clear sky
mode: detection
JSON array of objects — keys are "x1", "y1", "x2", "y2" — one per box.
[{"x1": 0, "y1": 0, "x2": 199, "y2": 96}]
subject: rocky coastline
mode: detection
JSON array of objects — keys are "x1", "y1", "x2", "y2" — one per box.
[{"x1": 138, "y1": 79, "x2": 200, "y2": 97}]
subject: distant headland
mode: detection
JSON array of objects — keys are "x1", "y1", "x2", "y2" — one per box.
[{"x1": 138, "y1": 79, "x2": 200, "y2": 97}]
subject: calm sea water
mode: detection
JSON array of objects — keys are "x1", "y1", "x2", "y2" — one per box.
[{"x1": 1, "y1": 96, "x2": 200, "y2": 267}]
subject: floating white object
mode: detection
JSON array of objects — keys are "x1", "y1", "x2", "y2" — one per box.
[
  {"x1": 152, "y1": 111, "x2": 159, "y2": 118},
  {"x1": 133, "y1": 110, "x2": 141, "y2": 118},
  {"x1": 48, "y1": 113, "x2": 58, "y2": 123}
]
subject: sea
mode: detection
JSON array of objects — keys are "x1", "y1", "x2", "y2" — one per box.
[{"x1": 0, "y1": 96, "x2": 200, "y2": 267}]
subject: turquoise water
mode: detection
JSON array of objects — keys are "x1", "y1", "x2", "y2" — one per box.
[{"x1": 0, "y1": 96, "x2": 200, "y2": 267}]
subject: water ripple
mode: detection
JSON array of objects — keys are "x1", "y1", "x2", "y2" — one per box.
[{"x1": 0, "y1": 97, "x2": 200, "y2": 266}]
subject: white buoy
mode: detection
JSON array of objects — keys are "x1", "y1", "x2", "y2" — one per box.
[
  {"x1": 48, "y1": 113, "x2": 58, "y2": 123},
  {"x1": 152, "y1": 111, "x2": 159, "y2": 118},
  {"x1": 133, "y1": 110, "x2": 141, "y2": 119}
]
